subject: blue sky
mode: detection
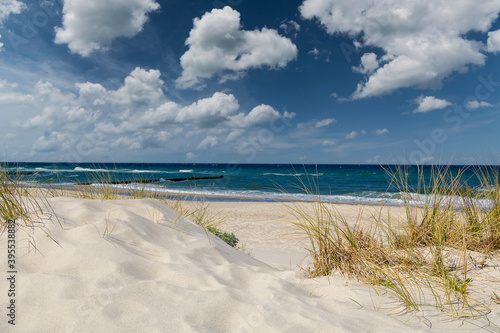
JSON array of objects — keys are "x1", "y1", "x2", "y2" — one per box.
[{"x1": 0, "y1": 0, "x2": 499, "y2": 164}]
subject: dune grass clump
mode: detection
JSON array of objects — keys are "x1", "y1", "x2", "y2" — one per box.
[
  {"x1": 59, "y1": 165, "x2": 168, "y2": 201},
  {"x1": 284, "y1": 165, "x2": 500, "y2": 317},
  {"x1": 71, "y1": 168, "x2": 239, "y2": 247},
  {"x1": 387, "y1": 165, "x2": 500, "y2": 254},
  {"x1": 0, "y1": 165, "x2": 60, "y2": 254},
  {"x1": 70, "y1": 168, "x2": 122, "y2": 200},
  {"x1": 0, "y1": 166, "x2": 47, "y2": 226},
  {"x1": 175, "y1": 198, "x2": 237, "y2": 247}
]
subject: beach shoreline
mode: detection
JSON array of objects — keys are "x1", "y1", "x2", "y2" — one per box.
[
  {"x1": 6, "y1": 162, "x2": 441, "y2": 206},
  {"x1": 35, "y1": 183, "x2": 403, "y2": 207}
]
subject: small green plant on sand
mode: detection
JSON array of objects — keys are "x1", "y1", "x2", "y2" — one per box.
[{"x1": 206, "y1": 225, "x2": 239, "y2": 247}]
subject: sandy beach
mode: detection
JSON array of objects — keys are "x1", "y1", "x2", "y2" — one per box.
[
  {"x1": 2, "y1": 0, "x2": 499, "y2": 330},
  {"x1": 1, "y1": 194, "x2": 499, "y2": 332}
]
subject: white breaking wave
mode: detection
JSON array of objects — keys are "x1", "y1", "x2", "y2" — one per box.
[
  {"x1": 89, "y1": 183, "x2": 407, "y2": 205},
  {"x1": 74, "y1": 167, "x2": 110, "y2": 172},
  {"x1": 34, "y1": 167, "x2": 87, "y2": 173},
  {"x1": 129, "y1": 170, "x2": 176, "y2": 174},
  {"x1": 402, "y1": 193, "x2": 497, "y2": 209}
]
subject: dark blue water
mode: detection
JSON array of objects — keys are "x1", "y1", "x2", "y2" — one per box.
[{"x1": 2, "y1": 163, "x2": 496, "y2": 205}]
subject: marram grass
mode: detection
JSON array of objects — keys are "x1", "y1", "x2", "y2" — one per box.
[
  {"x1": 0, "y1": 166, "x2": 61, "y2": 255},
  {"x1": 6, "y1": 163, "x2": 500, "y2": 321},
  {"x1": 0, "y1": 166, "x2": 49, "y2": 227},
  {"x1": 2, "y1": 164, "x2": 237, "y2": 251},
  {"x1": 48, "y1": 167, "x2": 237, "y2": 247},
  {"x1": 283, "y1": 165, "x2": 500, "y2": 318}
]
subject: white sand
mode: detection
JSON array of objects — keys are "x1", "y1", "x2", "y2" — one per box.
[
  {"x1": 1, "y1": 197, "x2": 499, "y2": 332},
  {"x1": 199, "y1": 201, "x2": 410, "y2": 270}
]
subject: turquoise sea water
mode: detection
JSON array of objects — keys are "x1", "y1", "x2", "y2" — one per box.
[{"x1": 2, "y1": 163, "x2": 497, "y2": 205}]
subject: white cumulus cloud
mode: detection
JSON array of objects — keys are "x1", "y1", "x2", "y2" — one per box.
[
  {"x1": 228, "y1": 104, "x2": 281, "y2": 128},
  {"x1": 297, "y1": 118, "x2": 336, "y2": 129},
  {"x1": 345, "y1": 130, "x2": 366, "y2": 140},
  {"x1": 374, "y1": 128, "x2": 389, "y2": 135},
  {"x1": 176, "y1": 6, "x2": 297, "y2": 89},
  {"x1": 55, "y1": 0, "x2": 160, "y2": 56},
  {"x1": 32, "y1": 132, "x2": 72, "y2": 153},
  {"x1": 110, "y1": 67, "x2": 165, "y2": 108},
  {"x1": 300, "y1": 0, "x2": 500, "y2": 99},
  {"x1": 280, "y1": 20, "x2": 301, "y2": 34},
  {"x1": 413, "y1": 96, "x2": 451, "y2": 114},
  {"x1": 466, "y1": 100, "x2": 495, "y2": 109},
  {"x1": 353, "y1": 52, "x2": 379, "y2": 74},
  {"x1": 315, "y1": 118, "x2": 336, "y2": 128},
  {"x1": 322, "y1": 140, "x2": 336, "y2": 146},
  {"x1": 308, "y1": 48, "x2": 320, "y2": 57},
  {"x1": 197, "y1": 136, "x2": 219, "y2": 150},
  {"x1": 23, "y1": 81, "x2": 95, "y2": 130},
  {"x1": 487, "y1": 29, "x2": 500, "y2": 53},
  {"x1": 174, "y1": 92, "x2": 240, "y2": 127},
  {"x1": 10, "y1": 67, "x2": 291, "y2": 156},
  {"x1": 345, "y1": 131, "x2": 358, "y2": 140},
  {"x1": 0, "y1": 0, "x2": 25, "y2": 23},
  {"x1": 186, "y1": 152, "x2": 197, "y2": 160},
  {"x1": 0, "y1": 79, "x2": 30, "y2": 103},
  {"x1": 0, "y1": 1, "x2": 25, "y2": 51},
  {"x1": 367, "y1": 155, "x2": 381, "y2": 163}
]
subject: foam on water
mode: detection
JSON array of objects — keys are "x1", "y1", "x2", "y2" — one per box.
[
  {"x1": 74, "y1": 167, "x2": 109, "y2": 172},
  {"x1": 130, "y1": 170, "x2": 172, "y2": 173},
  {"x1": 90, "y1": 182, "x2": 407, "y2": 205}
]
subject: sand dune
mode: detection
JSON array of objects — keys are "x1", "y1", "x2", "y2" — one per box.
[{"x1": 1, "y1": 197, "x2": 498, "y2": 332}]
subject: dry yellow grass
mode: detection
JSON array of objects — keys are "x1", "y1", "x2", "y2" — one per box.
[{"x1": 282, "y1": 165, "x2": 500, "y2": 318}]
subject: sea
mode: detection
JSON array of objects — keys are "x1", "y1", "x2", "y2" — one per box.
[{"x1": 2, "y1": 163, "x2": 497, "y2": 206}]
